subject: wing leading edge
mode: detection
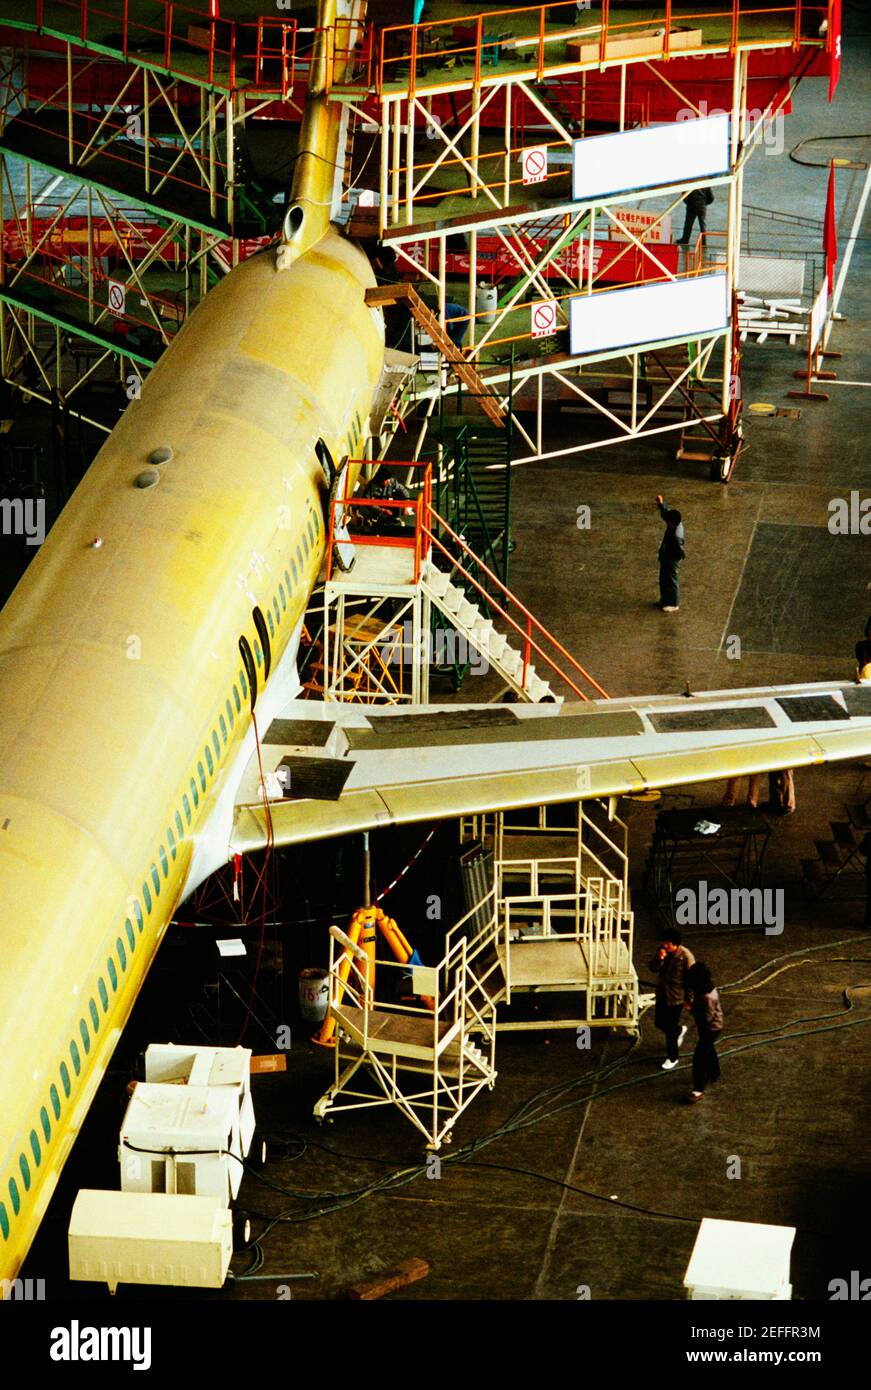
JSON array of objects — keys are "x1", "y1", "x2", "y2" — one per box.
[{"x1": 231, "y1": 682, "x2": 871, "y2": 852}]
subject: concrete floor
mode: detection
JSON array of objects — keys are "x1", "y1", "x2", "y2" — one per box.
[{"x1": 19, "y1": 17, "x2": 871, "y2": 1307}]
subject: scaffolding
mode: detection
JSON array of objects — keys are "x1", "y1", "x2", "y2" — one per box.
[
  {"x1": 0, "y1": 0, "x2": 301, "y2": 425},
  {"x1": 328, "y1": 0, "x2": 833, "y2": 469}
]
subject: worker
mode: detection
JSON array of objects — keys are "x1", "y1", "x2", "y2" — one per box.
[
  {"x1": 722, "y1": 770, "x2": 795, "y2": 814},
  {"x1": 649, "y1": 927, "x2": 695, "y2": 1071},
  {"x1": 685, "y1": 961, "x2": 724, "y2": 1103},
  {"x1": 675, "y1": 187, "x2": 714, "y2": 247},
  {"x1": 655, "y1": 493, "x2": 685, "y2": 612},
  {"x1": 855, "y1": 616, "x2": 871, "y2": 682}
]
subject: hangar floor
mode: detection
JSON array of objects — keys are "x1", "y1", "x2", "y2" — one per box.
[{"x1": 19, "y1": 19, "x2": 871, "y2": 1305}]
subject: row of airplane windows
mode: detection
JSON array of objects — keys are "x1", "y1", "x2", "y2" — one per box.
[{"x1": 0, "y1": 508, "x2": 324, "y2": 1247}]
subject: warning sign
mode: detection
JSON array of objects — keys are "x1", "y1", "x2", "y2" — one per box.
[
  {"x1": 531, "y1": 299, "x2": 558, "y2": 339},
  {"x1": 521, "y1": 145, "x2": 548, "y2": 186},
  {"x1": 107, "y1": 280, "x2": 126, "y2": 316}
]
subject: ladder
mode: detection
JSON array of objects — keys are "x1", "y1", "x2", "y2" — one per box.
[{"x1": 365, "y1": 283, "x2": 506, "y2": 429}]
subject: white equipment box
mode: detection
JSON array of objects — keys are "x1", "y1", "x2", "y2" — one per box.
[
  {"x1": 69, "y1": 1189, "x2": 232, "y2": 1294},
  {"x1": 144, "y1": 1043, "x2": 255, "y2": 1159},
  {"x1": 120, "y1": 1083, "x2": 239, "y2": 1203},
  {"x1": 683, "y1": 1218, "x2": 796, "y2": 1300}
]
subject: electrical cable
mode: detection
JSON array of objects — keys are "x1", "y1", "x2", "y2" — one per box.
[{"x1": 789, "y1": 133, "x2": 871, "y2": 169}]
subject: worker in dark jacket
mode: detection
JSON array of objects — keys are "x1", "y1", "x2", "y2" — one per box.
[
  {"x1": 655, "y1": 494, "x2": 685, "y2": 612},
  {"x1": 650, "y1": 928, "x2": 695, "y2": 1070},
  {"x1": 686, "y1": 960, "x2": 724, "y2": 1102},
  {"x1": 676, "y1": 187, "x2": 714, "y2": 246}
]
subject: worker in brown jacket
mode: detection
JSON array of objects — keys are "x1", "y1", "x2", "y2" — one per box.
[{"x1": 649, "y1": 927, "x2": 695, "y2": 1071}]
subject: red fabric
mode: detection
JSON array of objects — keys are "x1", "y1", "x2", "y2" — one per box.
[
  {"x1": 823, "y1": 162, "x2": 837, "y2": 293},
  {"x1": 828, "y1": 0, "x2": 842, "y2": 102}
]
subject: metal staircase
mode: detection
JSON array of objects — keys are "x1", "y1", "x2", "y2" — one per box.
[
  {"x1": 801, "y1": 796, "x2": 871, "y2": 901},
  {"x1": 365, "y1": 283, "x2": 506, "y2": 429},
  {"x1": 435, "y1": 422, "x2": 512, "y2": 589},
  {"x1": 313, "y1": 898, "x2": 499, "y2": 1151}
]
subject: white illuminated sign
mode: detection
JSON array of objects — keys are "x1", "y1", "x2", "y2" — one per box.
[
  {"x1": 569, "y1": 273, "x2": 729, "y2": 357},
  {"x1": 572, "y1": 114, "x2": 730, "y2": 202}
]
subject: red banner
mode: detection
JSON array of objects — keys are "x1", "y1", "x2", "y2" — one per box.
[
  {"x1": 823, "y1": 162, "x2": 837, "y2": 293},
  {"x1": 828, "y1": 0, "x2": 842, "y2": 102}
]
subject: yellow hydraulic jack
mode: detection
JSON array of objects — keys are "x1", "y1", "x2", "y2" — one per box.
[{"x1": 312, "y1": 904, "x2": 431, "y2": 1047}]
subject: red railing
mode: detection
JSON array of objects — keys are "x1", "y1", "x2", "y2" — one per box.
[
  {"x1": 424, "y1": 507, "x2": 608, "y2": 701},
  {"x1": 32, "y1": 0, "x2": 298, "y2": 96},
  {"x1": 371, "y1": 1, "x2": 832, "y2": 99},
  {"x1": 325, "y1": 461, "x2": 433, "y2": 585}
]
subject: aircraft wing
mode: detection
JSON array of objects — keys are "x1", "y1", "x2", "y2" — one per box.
[{"x1": 231, "y1": 681, "x2": 871, "y2": 851}]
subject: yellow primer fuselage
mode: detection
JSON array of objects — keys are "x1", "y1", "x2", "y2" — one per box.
[{"x1": 0, "y1": 231, "x2": 384, "y2": 1280}]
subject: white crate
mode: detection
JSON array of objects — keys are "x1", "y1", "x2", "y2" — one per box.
[
  {"x1": 69, "y1": 1190, "x2": 232, "y2": 1294},
  {"x1": 119, "y1": 1083, "x2": 238, "y2": 1203},
  {"x1": 144, "y1": 1043, "x2": 255, "y2": 1164},
  {"x1": 684, "y1": 1218, "x2": 795, "y2": 1300}
]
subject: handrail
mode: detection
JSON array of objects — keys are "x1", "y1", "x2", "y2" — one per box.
[
  {"x1": 425, "y1": 504, "x2": 608, "y2": 700},
  {"x1": 32, "y1": 0, "x2": 298, "y2": 97},
  {"x1": 370, "y1": 0, "x2": 832, "y2": 99}
]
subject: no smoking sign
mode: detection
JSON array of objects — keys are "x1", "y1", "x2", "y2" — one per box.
[
  {"x1": 521, "y1": 145, "x2": 548, "y2": 186},
  {"x1": 531, "y1": 299, "x2": 558, "y2": 339},
  {"x1": 107, "y1": 280, "x2": 126, "y2": 316}
]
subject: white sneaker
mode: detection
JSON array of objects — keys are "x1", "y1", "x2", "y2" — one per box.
[
  {"x1": 661, "y1": 1058, "x2": 679, "y2": 1071},
  {"x1": 678, "y1": 1025, "x2": 688, "y2": 1048},
  {"x1": 661, "y1": 606, "x2": 680, "y2": 613}
]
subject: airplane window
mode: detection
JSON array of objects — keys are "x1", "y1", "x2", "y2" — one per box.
[
  {"x1": 125, "y1": 919, "x2": 135, "y2": 951},
  {"x1": 132, "y1": 900, "x2": 143, "y2": 932},
  {"x1": 190, "y1": 777, "x2": 199, "y2": 808},
  {"x1": 50, "y1": 1084, "x2": 61, "y2": 1117},
  {"x1": 19, "y1": 1155, "x2": 30, "y2": 1189},
  {"x1": 205, "y1": 746, "x2": 214, "y2": 776},
  {"x1": 160, "y1": 845, "x2": 169, "y2": 876},
  {"x1": 8, "y1": 1178, "x2": 20, "y2": 1213},
  {"x1": 30, "y1": 1131, "x2": 40, "y2": 1166},
  {"x1": 225, "y1": 699, "x2": 234, "y2": 729},
  {"x1": 167, "y1": 827, "x2": 176, "y2": 859},
  {"x1": 89, "y1": 999, "x2": 99, "y2": 1032},
  {"x1": 198, "y1": 761, "x2": 206, "y2": 791},
  {"x1": 98, "y1": 978, "x2": 109, "y2": 1010},
  {"x1": 116, "y1": 939, "x2": 127, "y2": 971},
  {"x1": 142, "y1": 881, "x2": 152, "y2": 914},
  {"x1": 183, "y1": 793, "x2": 192, "y2": 823},
  {"x1": 150, "y1": 865, "x2": 161, "y2": 895},
  {"x1": 253, "y1": 607, "x2": 271, "y2": 680},
  {"x1": 0, "y1": 1203, "x2": 8, "y2": 1238},
  {"x1": 69, "y1": 1041, "x2": 81, "y2": 1075},
  {"x1": 40, "y1": 1108, "x2": 51, "y2": 1141},
  {"x1": 279, "y1": 583, "x2": 286, "y2": 610},
  {"x1": 175, "y1": 811, "x2": 184, "y2": 838},
  {"x1": 107, "y1": 959, "x2": 118, "y2": 992},
  {"x1": 267, "y1": 607, "x2": 275, "y2": 638},
  {"x1": 219, "y1": 715, "x2": 228, "y2": 744},
  {"x1": 60, "y1": 1062, "x2": 71, "y2": 1095},
  {"x1": 212, "y1": 730, "x2": 221, "y2": 760},
  {"x1": 80, "y1": 1019, "x2": 90, "y2": 1054}
]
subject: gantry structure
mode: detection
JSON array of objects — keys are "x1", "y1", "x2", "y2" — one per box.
[
  {"x1": 0, "y1": 0, "x2": 303, "y2": 429},
  {"x1": 327, "y1": 0, "x2": 836, "y2": 472},
  {"x1": 0, "y1": 1, "x2": 838, "y2": 463}
]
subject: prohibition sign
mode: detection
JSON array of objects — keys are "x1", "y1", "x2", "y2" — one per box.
[
  {"x1": 107, "y1": 280, "x2": 126, "y2": 316},
  {"x1": 531, "y1": 299, "x2": 558, "y2": 338},
  {"x1": 522, "y1": 145, "x2": 548, "y2": 185}
]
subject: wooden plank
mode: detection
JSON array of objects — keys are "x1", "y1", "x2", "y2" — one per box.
[{"x1": 348, "y1": 1257, "x2": 430, "y2": 1300}]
